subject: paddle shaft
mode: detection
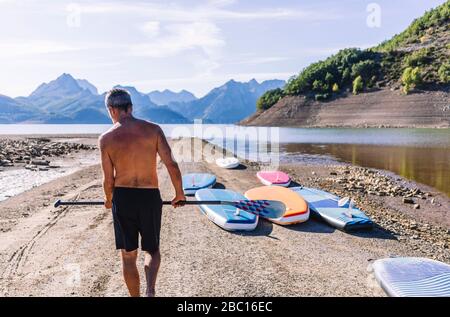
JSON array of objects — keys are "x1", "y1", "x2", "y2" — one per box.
[{"x1": 55, "y1": 200, "x2": 247, "y2": 207}]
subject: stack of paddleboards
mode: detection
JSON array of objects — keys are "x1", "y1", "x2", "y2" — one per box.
[
  {"x1": 216, "y1": 157, "x2": 239, "y2": 169},
  {"x1": 182, "y1": 173, "x2": 216, "y2": 196},
  {"x1": 372, "y1": 257, "x2": 450, "y2": 297},
  {"x1": 256, "y1": 171, "x2": 291, "y2": 187},
  {"x1": 195, "y1": 189, "x2": 259, "y2": 231},
  {"x1": 290, "y1": 187, "x2": 373, "y2": 231}
]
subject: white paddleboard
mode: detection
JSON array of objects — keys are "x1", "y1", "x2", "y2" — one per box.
[{"x1": 216, "y1": 157, "x2": 239, "y2": 169}]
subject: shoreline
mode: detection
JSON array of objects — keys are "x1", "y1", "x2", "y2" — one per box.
[
  {"x1": 0, "y1": 137, "x2": 99, "y2": 202},
  {"x1": 239, "y1": 89, "x2": 450, "y2": 128}
]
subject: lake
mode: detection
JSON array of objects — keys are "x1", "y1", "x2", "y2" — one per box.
[{"x1": 1, "y1": 124, "x2": 449, "y2": 196}]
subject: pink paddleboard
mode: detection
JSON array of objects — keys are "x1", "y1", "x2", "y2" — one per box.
[{"x1": 256, "y1": 171, "x2": 291, "y2": 187}]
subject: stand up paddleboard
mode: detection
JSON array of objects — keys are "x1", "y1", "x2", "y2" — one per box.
[
  {"x1": 216, "y1": 157, "x2": 239, "y2": 169},
  {"x1": 256, "y1": 171, "x2": 291, "y2": 187},
  {"x1": 182, "y1": 173, "x2": 216, "y2": 195},
  {"x1": 373, "y1": 257, "x2": 450, "y2": 297},
  {"x1": 291, "y1": 186, "x2": 373, "y2": 231},
  {"x1": 195, "y1": 189, "x2": 258, "y2": 231},
  {"x1": 244, "y1": 186, "x2": 309, "y2": 225}
]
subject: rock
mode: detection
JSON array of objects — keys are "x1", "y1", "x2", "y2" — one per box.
[
  {"x1": 31, "y1": 160, "x2": 50, "y2": 166},
  {"x1": 413, "y1": 204, "x2": 420, "y2": 209},
  {"x1": 38, "y1": 167, "x2": 49, "y2": 171},
  {"x1": 403, "y1": 197, "x2": 414, "y2": 204},
  {"x1": 330, "y1": 172, "x2": 337, "y2": 176}
]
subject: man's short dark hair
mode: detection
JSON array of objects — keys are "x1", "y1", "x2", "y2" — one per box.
[{"x1": 105, "y1": 88, "x2": 133, "y2": 111}]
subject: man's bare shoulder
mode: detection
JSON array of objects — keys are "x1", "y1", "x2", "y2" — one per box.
[
  {"x1": 137, "y1": 119, "x2": 163, "y2": 135},
  {"x1": 98, "y1": 125, "x2": 117, "y2": 148}
]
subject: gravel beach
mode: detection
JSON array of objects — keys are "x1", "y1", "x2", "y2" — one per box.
[{"x1": 0, "y1": 136, "x2": 448, "y2": 297}]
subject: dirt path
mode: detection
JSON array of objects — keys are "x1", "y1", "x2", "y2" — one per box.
[{"x1": 0, "y1": 139, "x2": 447, "y2": 296}]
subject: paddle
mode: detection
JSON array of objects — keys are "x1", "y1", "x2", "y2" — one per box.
[{"x1": 53, "y1": 199, "x2": 286, "y2": 219}]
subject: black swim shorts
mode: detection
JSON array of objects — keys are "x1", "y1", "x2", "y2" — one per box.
[{"x1": 112, "y1": 187, "x2": 163, "y2": 253}]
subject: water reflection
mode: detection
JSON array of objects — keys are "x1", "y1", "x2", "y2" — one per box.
[{"x1": 282, "y1": 143, "x2": 450, "y2": 196}]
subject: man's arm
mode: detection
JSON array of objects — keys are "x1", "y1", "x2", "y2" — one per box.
[
  {"x1": 156, "y1": 127, "x2": 185, "y2": 207},
  {"x1": 99, "y1": 135, "x2": 114, "y2": 209}
]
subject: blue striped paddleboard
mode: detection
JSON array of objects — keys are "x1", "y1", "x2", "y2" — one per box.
[
  {"x1": 373, "y1": 257, "x2": 450, "y2": 297},
  {"x1": 182, "y1": 173, "x2": 216, "y2": 196},
  {"x1": 291, "y1": 186, "x2": 373, "y2": 231},
  {"x1": 195, "y1": 189, "x2": 258, "y2": 231}
]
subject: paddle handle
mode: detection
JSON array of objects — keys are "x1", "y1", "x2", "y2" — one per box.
[{"x1": 54, "y1": 200, "x2": 232, "y2": 208}]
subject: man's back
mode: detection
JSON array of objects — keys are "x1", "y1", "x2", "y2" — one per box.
[{"x1": 101, "y1": 118, "x2": 160, "y2": 188}]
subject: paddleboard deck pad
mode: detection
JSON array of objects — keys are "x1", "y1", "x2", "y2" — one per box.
[
  {"x1": 195, "y1": 189, "x2": 258, "y2": 231},
  {"x1": 256, "y1": 171, "x2": 291, "y2": 187},
  {"x1": 244, "y1": 186, "x2": 309, "y2": 225},
  {"x1": 291, "y1": 186, "x2": 373, "y2": 231},
  {"x1": 373, "y1": 257, "x2": 450, "y2": 297},
  {"x1": 182, "y1": 173, "x2": 216, "y2": 195}
]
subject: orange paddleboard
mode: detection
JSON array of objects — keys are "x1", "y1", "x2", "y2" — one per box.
[{"x1": 244, "y1": 186, "x2": 309, "y2": 225}]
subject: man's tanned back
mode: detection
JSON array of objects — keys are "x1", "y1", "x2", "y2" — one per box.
[{"x1": 101, "y1": 118, "x2": 162, "y2": 189}]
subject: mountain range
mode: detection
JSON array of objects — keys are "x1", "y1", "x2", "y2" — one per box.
[
  {"x1": 0, "y1": 74, "x2": 284, "y2": 124},
  {"x1": 148, "y1": 89, "x2": 197, "y2": 106}
]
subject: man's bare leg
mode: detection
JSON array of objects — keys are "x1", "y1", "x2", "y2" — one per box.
[
  {"x1": 144, "y1": 250, "x2": 161, "y2": 297},
  {"x1": 121, "y1": 250, "x2": 140, "y2": 297}
]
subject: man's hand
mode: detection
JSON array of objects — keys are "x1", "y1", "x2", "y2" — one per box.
[
  {"x1": 171, "y1": 192, "x2": 186, "y2": 208},
  {"x1": 104, "y1": 199, "x2": 113, "y2": 209}
]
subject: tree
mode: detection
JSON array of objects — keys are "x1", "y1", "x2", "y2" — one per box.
[
  {"x1": 351, "y1": 60, "x2": 377, "y2": 81},
  {"x1": 438, "y1": 63, "x2": 450, "y2": 83},
  {"x1": 332, "y1": 83, "x2": 339, "y2": 92},
  {"x1": 401, "y1": 67, "x2": 422, "y2": 94},
  {"x1": 256, "y1": 88, "x2": 285, "y2": 110},
  {"x1": 312, "y1": 80, "x2": 328, "y2": 93},
  {"x1": 325, "y1": 72, "x2": 334, "y2": 84},
  {"x1": 341, "y1": 68, "x2": 351, "y2": 84},
  {"x1": 353, "y1": 76, "x2": 363, "y2": 95}
]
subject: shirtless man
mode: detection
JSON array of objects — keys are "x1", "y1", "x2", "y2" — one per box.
[{"x1": 99, "y1": 88, "x2": 185, "y2": 297}]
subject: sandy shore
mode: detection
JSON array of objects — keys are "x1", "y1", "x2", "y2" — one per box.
[{"x1": 0, "y1": 136, "x2": 448, "y2": 297}]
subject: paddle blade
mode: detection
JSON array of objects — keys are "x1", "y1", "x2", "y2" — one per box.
[{"x1": 232, "y1": 200, "x2": 286, "y2": 219}]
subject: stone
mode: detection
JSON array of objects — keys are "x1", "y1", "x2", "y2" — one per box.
[
  {"x1": 413, "y1": 204, "x2": 420, "y2": 209},
  {"x1": 31, "y1": 160, "x2": 50, "y2": 166},
  {"x1": 403, "y1": 197, "x2": 414, "y2": 204}
]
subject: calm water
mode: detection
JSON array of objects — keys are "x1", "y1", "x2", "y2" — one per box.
[{"x1": 1, "y1": 124, "x2": 449, "y2": 195}]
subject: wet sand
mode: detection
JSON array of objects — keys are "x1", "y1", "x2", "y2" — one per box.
[{"x1": 0, "y1": 136, "x2": 448, "y2": 297}]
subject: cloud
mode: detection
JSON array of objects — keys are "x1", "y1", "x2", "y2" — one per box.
[
  {"x1": 0, "y1": 40, "x2": 81, "y2": 58},
  {"x1": 80, "y1": 2, "x2": 340, "y2": 22},
  {"x1": 130, "y1": 22, "x2": 225, "y2": 58},
  {"x1": 230, "y1": 56, "x2": 289, "y2": 66},
  {"x1": 140, "y1": 21, "x2": 160, "y2": 38},
  {"x1": 207, "y1": 0, "x2": 237, "y2": 7}
]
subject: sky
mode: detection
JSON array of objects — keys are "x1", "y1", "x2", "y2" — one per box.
[{"x1": 0, "y1": 0, "x2": 446, "y2": 98}]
